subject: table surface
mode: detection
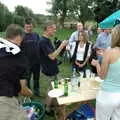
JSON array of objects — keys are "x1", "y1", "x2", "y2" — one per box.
[{"x1": 51, "y1": 78, "x2": 102, "y2": 105}]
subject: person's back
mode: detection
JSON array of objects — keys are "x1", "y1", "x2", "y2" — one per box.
[
  {"x1": 92, "y1": 25, "x2": 120, "y2": 120},
  {"x1": 0, "y1": 38, "x2": 28, "y2": 97},
  {"x1": 0, "y1": 24, "x2": 32, "y2": 120},
  {"x1": 102, "y1": 48, "x2": 120, "y2": 92},
  {"x1": 95, "y1": 32, "x2": 110, "y2": 49}
]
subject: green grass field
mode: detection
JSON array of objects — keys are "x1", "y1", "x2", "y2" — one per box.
[
  {"x1": 0, "y1": 28, "x2": 96, "y2": 120},
  {"x1": 0, "y1": 32, "x2": 4, "y2": 37}
]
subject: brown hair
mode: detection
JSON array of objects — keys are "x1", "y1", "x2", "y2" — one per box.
[
  {"x1": 5, "y1": 24, "x2": 24, "y2": 39},
  {"x1": 25, "y1": 17, "x2": 33, "y2": 24},
  {"x1": 111, "y1": 24, "x2": 120, "y2": 48},
  {"x1": 78, "y1": 31, "x2": 89, "y2": 43},
  {"x1": 43, "y1": 21, "x2": 55, "y2": 31}
]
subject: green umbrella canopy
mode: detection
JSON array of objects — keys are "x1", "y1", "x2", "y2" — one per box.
[{"x1": 99, "y1": 10, "x2": 120, "y2": 29}]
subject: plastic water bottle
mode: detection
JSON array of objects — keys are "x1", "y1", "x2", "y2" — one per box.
[{"x1": 71, "y1": 68, "x2": 78, "y2": 92}]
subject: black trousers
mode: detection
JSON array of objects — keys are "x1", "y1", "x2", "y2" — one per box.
[
  {"x1": 27, "y1": 64, "x2": 40, "y2": 94},
  {"x1": 73, "y1": 60, "x2": 87, "y2": 78}
]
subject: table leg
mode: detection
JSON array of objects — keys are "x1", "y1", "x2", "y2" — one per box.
[{"x1": 58, "y1": 105, "x2": 66, "y2": 120}]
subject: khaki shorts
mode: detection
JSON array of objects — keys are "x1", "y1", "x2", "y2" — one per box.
[{"x1": 0, "y1": 96, "x2": 28, "y2": 120}]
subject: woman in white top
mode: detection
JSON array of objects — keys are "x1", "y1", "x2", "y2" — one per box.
[{"x1": 70, "y1": 31, "x2": 91, "y2": 77}]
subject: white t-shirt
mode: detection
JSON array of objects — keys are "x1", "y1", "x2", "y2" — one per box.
[{"x1": 70, "y1": 42, "x2": 91, "y2": 61}]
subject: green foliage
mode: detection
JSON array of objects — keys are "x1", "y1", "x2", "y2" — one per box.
[
  {"x1": 50, "y1": 0, "x2": 120, "y2": 26},
  {"x1": 0, "y1": 2, "x2": 25, "y2": 31},
  {"x1": 55, "y1": 28, "x2": 74, "y2": 40},
  {"x1": 15, "y1": 5, "x2": 34, "y2": 18},
  {"x1": 33, "y1": 27, "x2": 74, "y2": 41},
  {"x1": 51, "y1": 0, "x2": 70, "y2": 28},
  {"x1": 0, "y1": 2, "x2": 11, "y2": 31},
  {"x1": 13, "y1": 14, "x2": 25, "y2": 27},
  {"x1": 68, "y1": 0, "x2": 94, "y2": 23},
  {"x1": 0, "y1": 2, "x2": 49, "y2": 31},
  {"x1": 90, "y1": 0, "x2": 120, "y2": 22}
]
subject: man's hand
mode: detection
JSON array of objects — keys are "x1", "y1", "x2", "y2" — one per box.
[
  {"x1": 59, "y1": 40, "x2": 68, "y2": 49},
  {"x1": 48, "y1": 40, "x2": 68, "y2": 60},
  {"x1": 19, "y1": 80, "x2": 33, "y2": 96},
  {"x1": 96, "y1": 49, "x2": 104, "y2": 56}
]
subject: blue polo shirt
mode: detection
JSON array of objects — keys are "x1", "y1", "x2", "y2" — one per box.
[
  {"x1": 21, "y1": 32, "x2": 40, "y2": 66},
  {"x1": 95, "y1": 32, "x2": 111, "y2": 49},
  {"x1": 39, "y1": 36, "x2": 59, "y2": 76}
]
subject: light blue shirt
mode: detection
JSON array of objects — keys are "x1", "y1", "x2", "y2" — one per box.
[
  {"x1": 69, "y1": 31, "x2": 79, "y2": 45},
  {"x1": 95, "y1": 32, "x2": 111, "y2": 49}
]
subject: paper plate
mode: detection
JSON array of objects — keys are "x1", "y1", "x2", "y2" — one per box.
[{"x1": 48, "y1": 89, "x2": 64, "y2": 98}]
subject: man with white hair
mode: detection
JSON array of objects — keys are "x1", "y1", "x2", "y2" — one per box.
[{"x1": 69, "y1": 22, "x2": 84, "y2": 45}]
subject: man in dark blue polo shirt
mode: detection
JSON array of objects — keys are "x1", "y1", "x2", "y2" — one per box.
[
  {"x1": 0, "y1": 24, "x2": 32, "y2": 120},
  {"x1": 21, "y1": 18, "x2": 41, "y2": 96},
  {"x1": 39, "y1": 22, "x2": 68, "y2": 114}
]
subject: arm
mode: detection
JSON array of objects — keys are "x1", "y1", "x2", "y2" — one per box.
[
  {"x1": 83, "y1": 44, "x2": 91, "y2": 65},
  {"x1": 70, "y1": 42, "x2": 76, "y2": 57},
  {"x1": 48, "y1": 40, "x2": 68, "y2": 60},
  {"x1": 83, "y1": 56, "x2": 90, "y2": 65},
  {"x1": 92, "y1": 49, "x2": 110, "y2": 79},
  {"x1": 69, "y1": 32, "x2": 76, "y2": 44},
  {"x1": 19, "y1": 79, "x2": 32, "y2": 96}
]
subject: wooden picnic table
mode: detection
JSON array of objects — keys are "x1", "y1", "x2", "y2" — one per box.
[{"x1": 51, "y1": 78, "x2": 101, "y2": 120}]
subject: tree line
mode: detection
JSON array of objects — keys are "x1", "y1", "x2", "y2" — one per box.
[
  {"x1": 0, "y1": 2, "x2": 48, "y2": 31},
  {"x1": 50, "y1": 0, "x2": 120, "y2": 28},
  {"x1": 0, "y1": 0, "x2": 120, "y2": 31}
]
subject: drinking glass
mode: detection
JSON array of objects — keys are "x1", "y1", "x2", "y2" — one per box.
[
  {"x1": 79, "y1": 72, "x2": 84, "y2": 78},
  {"x1": 86, "y1": 69, "x2": 91, "y2": 78},
  {"x1": 91, "y1": 72, "x2": 95, "y2": 79}
]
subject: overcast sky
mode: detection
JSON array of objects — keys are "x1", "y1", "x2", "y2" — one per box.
[{"x1": 1, "y1": 0, "x2": 52, "y2": 15}]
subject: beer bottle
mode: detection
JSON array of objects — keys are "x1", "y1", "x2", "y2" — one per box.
[
  {"x1": 64, "y1": 79, "x2": 68, "y2": 96},
  {"x1": 54, "y1": 76, "x2": 58, "y2": 88}
]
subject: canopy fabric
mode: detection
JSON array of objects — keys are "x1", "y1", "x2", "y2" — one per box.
[{"x1": 99, "y1": 10, "x2": 120, "y2": 29}]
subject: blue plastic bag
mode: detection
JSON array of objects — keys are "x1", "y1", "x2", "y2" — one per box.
[{"x1": 67, "y1": 104, "x2": 95, "y2": 120}]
